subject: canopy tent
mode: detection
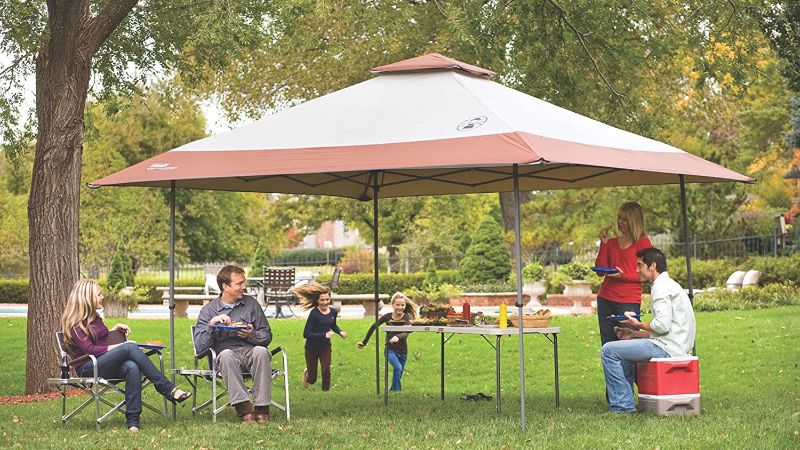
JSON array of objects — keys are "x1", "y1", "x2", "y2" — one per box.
[{"x1": 91, "y1": 53, "x2": 752, "y2": 427}]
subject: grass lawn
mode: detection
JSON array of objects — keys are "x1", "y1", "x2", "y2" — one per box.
[{"x1": 0, "y1": 306, "x2": 798, "y2": 449}]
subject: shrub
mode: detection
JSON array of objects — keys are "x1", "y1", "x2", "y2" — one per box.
[
  {"x1": 459, "y1": 217, "x2": 512, "y2": 284},
  {"x1": 558, "y1": 262, "x2": 593, "y2": 280},
  {"x1": 424, "y1": 258, "x2": 439, "y2": 288},
  {"x1": 106, "y1": 243, "x2": 134, "y2": 293},
  {"x1": 105, "y1": 244, "x2": 137, "y2": 310},
  {"x1": 404, "y1": 283, "x2": 463, "y2": 305},
  {"x1": 693, "y1": 283, "x2": 800, "y2": 312},
  {"x1": 0, "y1": 279, "x2": 28, "y2": 303},
  {"x1": 248, "y1": 241, "x2": 273, "y2": 278},
  {"x1": 521, "y1": 262, "x2": 547, "y2": 282},
  {"x1": 273, "y1": 248, "x2": 340, "y2": 266}
]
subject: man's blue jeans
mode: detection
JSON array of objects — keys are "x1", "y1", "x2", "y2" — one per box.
[
  {"x1": 387, "y1": 350, "x2": 407, "y2": 392},
  {"x1": 600, "y1": 339, "x2": 669, "y2": 413},
  {"x1": 79, "y1": 342, "x2": 174, "y2": 427}
]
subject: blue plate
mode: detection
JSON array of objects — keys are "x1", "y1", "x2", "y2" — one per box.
[
  {"x1": 607, "y1": 314, "x2": 640, "y2": 321},
  {"x1": 215, "y1": 325, "x2": 249, "y2": 331},
  {"x1": 592, "y1": 266, "x2": 619, "y2": 274},
  {"x1": 137, "y1": 343, "x2": 166, "y2": 350}
]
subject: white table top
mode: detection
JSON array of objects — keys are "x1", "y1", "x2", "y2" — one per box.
[{"x1": 383, "y1": 325, "x2": 560, "y2": 335}]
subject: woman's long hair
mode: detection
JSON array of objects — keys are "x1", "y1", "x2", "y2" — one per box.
[
  {"x1": 293, "y1": 282, "x2": 331, "y2": 311},
  {"x1": 61, "y1": 280, "x2": 102, "y2": 350},
  {"x1": 619, "y1": 202, "x2": 646, "y2": 242},
  {"x1": 390, "y1": 292, "x2": 418, "y2": 320}
]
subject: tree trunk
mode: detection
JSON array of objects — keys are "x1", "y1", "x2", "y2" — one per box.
[
  {"x1": 499, "y1": 191, "x2": 532, "y2": 232},
  {"x1": 25, "y1": 0, "x2": 139, "y2": 394},
  {"x1": 386, "y1": 245, "x2": 400, "y2": 273},
  {"x1": 25, "y1": 3, "x2": 93, "y2": 394}
]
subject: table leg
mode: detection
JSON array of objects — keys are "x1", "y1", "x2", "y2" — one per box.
[
  {"x1": 384, "y1": 347, "x2": 389, "y2": 406},
  {"x1": 440, "y1": 333, "x2": 445, "y2": 401},
  {"x1": 554, "y1": 333, "x2": 560, "y2": 408},
  {"x1": 496, "y1": 335, "x2": 501, "y2": 413}
]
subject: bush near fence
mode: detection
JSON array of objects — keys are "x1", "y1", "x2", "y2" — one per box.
[
  {"x1": 665, "y1": 253, "x2": 800, "y2": 292},
  {"x1": 0, "y1": 279, "x2": 28, "y2": 303}
]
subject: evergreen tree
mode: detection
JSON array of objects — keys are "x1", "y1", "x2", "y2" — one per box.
[
  {"x1": 248, "y1": 240, "x2": 273, "y2": 278},
  {"x1": 107, "y1": 243, "x2": 134, "y2": 293},
  {"x1": 459, "y1": 217, "x2": 512, "y2": 284}
]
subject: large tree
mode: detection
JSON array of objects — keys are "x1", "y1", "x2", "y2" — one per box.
[{"x1": 0, "y1": 0, "x2": 271, "y2": 394}]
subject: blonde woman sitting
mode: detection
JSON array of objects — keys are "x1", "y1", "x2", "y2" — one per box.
[{"x1": 61, "y1": 280, "x2": 191, "y2": 432}]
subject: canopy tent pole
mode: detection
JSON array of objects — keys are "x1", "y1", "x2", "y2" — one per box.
[
  {"x1": 372, "y1": 171, "x2": 381, "y2": 396},
  {"x1": 512, "y1": 164, "x2": 527, "y2": 428},
  {"x1": 168, "y1": 181, "x2": 177, "y2": 418},
  {"x1": 679, "y1": 175, "x2": 696, "y2": 355}
]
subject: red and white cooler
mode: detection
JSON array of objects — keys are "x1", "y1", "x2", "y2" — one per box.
[{"x1": 636, "y1": 356, "x2": 700, "y2": 415}]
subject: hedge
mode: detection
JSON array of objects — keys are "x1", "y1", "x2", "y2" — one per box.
[
  {"x1": 0, "y1": 279, "x2": 28, "y2": 303},
  {"x1": 666, "y1": 253, "x2": 800, "y2": 291}
]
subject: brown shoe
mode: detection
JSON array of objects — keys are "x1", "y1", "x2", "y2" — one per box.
[
  {"x1": 235, "y1": 401, "x2": 255, "y2": 424},
  {"x1": 254, "y1": 405, "x2": 270, "y2": 423},
  {"x1": 302, "y1": 369, "x2": 309, "y2": 389}
]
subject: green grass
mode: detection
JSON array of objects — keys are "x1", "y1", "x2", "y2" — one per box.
[{"x1": 1, "y1": 307, "x2": 799, "y2": 449}]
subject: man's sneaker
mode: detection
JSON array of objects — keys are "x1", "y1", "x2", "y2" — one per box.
[{"x1": 302, "y1": 368, "x2": 309, "y2": 389}]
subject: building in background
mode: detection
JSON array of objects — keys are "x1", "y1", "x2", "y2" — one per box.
[{"x1": 299, "y1": 220, "x2": 364, "y2": 249}]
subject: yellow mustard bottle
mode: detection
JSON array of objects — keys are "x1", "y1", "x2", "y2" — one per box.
[{"x1": 499, "y1": 302, "x2": 507, "y2": 329}]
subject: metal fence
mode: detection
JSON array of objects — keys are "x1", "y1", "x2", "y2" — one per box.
[{"x1": 1, "y1": 232, "x2": 795, "y2": 279}]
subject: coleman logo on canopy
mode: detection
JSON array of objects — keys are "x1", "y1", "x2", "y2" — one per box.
[
  {"x1": 457, "y1": 116, "x2": 487, "y2": 131},
  {"x1": 147, "y1": 162, "x2": 176, "y2": 171}
]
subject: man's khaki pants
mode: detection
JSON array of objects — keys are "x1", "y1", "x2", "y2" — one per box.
[{"x1": 218, "y1": 346, "x2": 272, "y2": 407}]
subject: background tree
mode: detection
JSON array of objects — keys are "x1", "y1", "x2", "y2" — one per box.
[
  {"x1": 459, "y1": 216, "x2": 512, "y2": 284},
  {"x1": 105, "y1": 243, "x2": 134, "y2": 293},
  {"x1": 0, "y1": 0, "x2": 273, "y2": 394}
]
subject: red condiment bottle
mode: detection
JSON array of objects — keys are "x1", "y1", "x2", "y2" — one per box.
[{"x1": 462, "y1": 301, "x2": 471, "y2": 320}]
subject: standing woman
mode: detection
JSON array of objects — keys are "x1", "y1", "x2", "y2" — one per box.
[
  {"x1": 595, "y1": 201, "x2": 652, "y2": 346},
  {"x1": 356, "y1": 292, "x2": 417, "y2": 392},
  {"x1": 61, "y1": 280, "x2": 191, "y2": 432},
  {"x1": 294, "y1": 282, "x2": 348, "y2": 391}
]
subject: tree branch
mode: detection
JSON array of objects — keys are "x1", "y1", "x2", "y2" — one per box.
[
  {"x1": 545, "y1": 0, "x2": 623, "y2": 100},
  {"x1": 81, "y1": 0, "x2": 139, "y2": 57}
]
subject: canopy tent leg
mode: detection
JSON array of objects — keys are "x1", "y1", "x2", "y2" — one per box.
[
  {"x1": 169, "y1": 181, "x2": 177, "y2": 418},
  {"x1": 512, "y1": 164, "x2": 527, "y2": 428},
  {"x1": 679, "y1": 175, "x2": 696, "y2": 355},
  {"x1": 373, "y1": 172, "x2": 381, "y2": 396}
]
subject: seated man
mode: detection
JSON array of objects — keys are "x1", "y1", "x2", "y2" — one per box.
[
  {"x1": 600, "y1": 247, "x2": 696, "y2": 414},
  {"x1": 194, "y1": 265, "x2": 273, "y2": 423}
]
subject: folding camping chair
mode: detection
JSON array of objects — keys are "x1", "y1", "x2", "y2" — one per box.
[
  {"x1": 323, "y1": 267, "x2": 342, "y2": 292},
  {"x1": 46, "y1": 331, "x2": 168, "y2": 429},
  {"x1": 263, "y1": 266, "x2": 296, "y2": 319},
  {"x1": 174, "y1": 326, "x2": 291, "y2": 422}
]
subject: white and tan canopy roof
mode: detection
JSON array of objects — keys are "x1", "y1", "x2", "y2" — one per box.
[{"x1": 91, "y1": 53, "x2": 752, "y2": 198}]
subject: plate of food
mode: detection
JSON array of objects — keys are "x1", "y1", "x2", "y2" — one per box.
[
  {"x1": 215, "y1": 322, "x2": 250, "y2": 331},
  {"x1": 591, "y1": 266, "x2": 619, "y2": 275},
  {"x1": 607, "y1": 314, "x2": 640, "y2": 321}
]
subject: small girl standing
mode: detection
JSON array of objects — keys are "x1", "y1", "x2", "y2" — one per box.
[
  {"x1": 294, "y1": 282, "x2": 347, "y2": 391},
  {"x1": 357, "y1": 292, "x2": 417, "y2": 392}
]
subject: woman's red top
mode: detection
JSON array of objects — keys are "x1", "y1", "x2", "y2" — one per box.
[{"x1": 595, "y1": 235, "x2": 652, "y2": 304}]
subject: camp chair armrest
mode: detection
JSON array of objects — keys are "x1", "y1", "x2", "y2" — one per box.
[
  {"x1": 271, "y1": 346, "x2": 284, "y2": 356},
  {"x1": 68, "y1": 354, "x2": 90, "y2": 369}
]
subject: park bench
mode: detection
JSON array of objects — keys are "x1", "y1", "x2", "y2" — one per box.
[
  {"x1": 330, "y1": 293, "x2": 390, "y2": 316},
  {"x1": 158, "y1": 287, "x2": 217, "y2": 317}
]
